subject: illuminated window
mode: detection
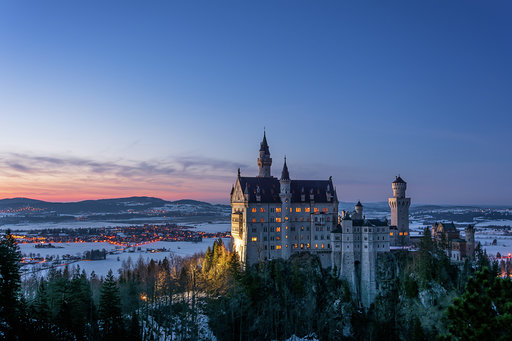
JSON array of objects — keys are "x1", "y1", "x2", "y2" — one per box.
[
  {"x1": 305, "y1": 207, "x2": 311, "y2": 213},
  {"x1": 300, "y1": 243, "x2": 304, "y2": 249},
  {"x1": 276, "y1": 236, "x2": 281, "y2": 241},
  {"x1": 404, "y1": 232, "x2": 408, "y2": 236},
  {"x1": 390, "y1": 232, "x2": 394, "y2": 236},
  {"x1": 251, "y1": 237, "x2": 257, "y2": 242},
  {"x1": 307, "y1": 243, "x2": 310, "y2": 248},
  {"x1": 260, "y1": 218, "x2": 264, "y2": 223},
  {"x1": 296, "y1": 208, "x2": 301, "y2": 212},
  {"x1": 314, "y1": 208, "x2": 319, "y2": 213},
  {"x1": 315, "y1": 244, "x2": 318, "y2": 248},
  {"x1": 252, "y1": 208, "x2": 257, "y2": 213},
  {"x1": 276, "y1": 208, "x2": 282, "y2": 213},
  {"x1": 276, "y1": 227, "x2": 281, "y2": 232},
  {"x1": 252, "y1": 218, "x2": 256, "y2": 223},
  {"x1": 290, "y1": 208, "x2": 293, "y2": 213},
  {"x1": 399, "y1": 232, "x2": 403, "y2": 236},
  {"x1": 321, "y1": 243, "x2": 324, "y2": 249},
  {"x1": 300, "y1": 217, "x2": 304, "y2": 222},
  {"x1": 276, "y1": 218, "x2": 281, "y2": 222},
  {"x1": 260, "y1": 207, "x2": 265, "y2": 212},
  {"x1": 295, "y1": 244, "x2": 298, "y2": 248},
  {"x1": 276, "y1": 245, "x2": 282, "y2": 250},
  {"x1": 323, "y1": 208, "x2": 328, "y2": 213}
]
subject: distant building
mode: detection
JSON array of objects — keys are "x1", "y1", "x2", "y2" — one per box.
[
  {"x1": 230, "y1": 133, "x2": 395, "y2": 307},
  {"x1": 431, "y1": 222, "x2": 476, "y2": 261}
]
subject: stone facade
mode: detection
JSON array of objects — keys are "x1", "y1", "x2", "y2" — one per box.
[{"x1": 231, "y1": 133, "x2": 394, "y2": 307}]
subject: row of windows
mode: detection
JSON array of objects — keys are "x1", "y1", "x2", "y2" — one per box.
[
  {"x1": 346, "y1": 244, "x2": 388, "y2": 249},
  {"x1": 389, "y1": 232, "x2": 409, "y2": 236},
  {"x1": 250, "y1": 207, "x2": 330, "y2": 213},
  {"x1": 252, "y1": 216, "x2": 334, "y2": 223},
  {"x1": 262, "y1": 243, "x2": 331, "y2": 250}
]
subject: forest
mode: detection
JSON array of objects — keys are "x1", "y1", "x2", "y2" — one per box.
[{"x1": 1, "y1": 229, "x2": 512, "y2": 341}]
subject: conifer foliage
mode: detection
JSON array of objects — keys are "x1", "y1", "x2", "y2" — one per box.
[
  {"x1": 99, "y1": 270, "x2": 124, "y2": 340},
  {"x1": 443, "y1": 268, "x2": 512, "y2": 341},
  {"x1": 0, "y1": 230, "x2": 27, "y2": 339}
]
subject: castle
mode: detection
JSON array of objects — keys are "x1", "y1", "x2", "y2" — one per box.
[
  {"x1": 230, "y1": 133, "x2": 412, "y2": 307},
  {"x1": 431, "y1": 222, "x2": 476, "y2": 262}
]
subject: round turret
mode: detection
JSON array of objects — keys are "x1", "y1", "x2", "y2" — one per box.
[{"x1": 392, "y1": 176, "x2": 407, "y2": 198}]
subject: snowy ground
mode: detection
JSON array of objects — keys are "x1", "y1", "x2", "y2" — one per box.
[
  {"x1": 3, "y1": 220, "x2": 135, "y2": 231},
  {"x1": 20, "y1": 238, "x2": 230, "y2": 278},
  {"x1": 4, "y1": 220, "x2": 231, "y2": 234},
  {"x1": 194, "y1": 222, "x2": 230, "y2": 233}
]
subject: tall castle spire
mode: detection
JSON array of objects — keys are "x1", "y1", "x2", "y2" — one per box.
[
  {"x1": 257, "y1": 130, "x2": 272, "y2": 177},
  {"x1": 280, "y1": 156, "x2": 290, "y2": 180}
]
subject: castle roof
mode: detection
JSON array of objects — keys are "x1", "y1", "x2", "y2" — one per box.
[
  {"x1": 238, "y1": 176, "x2": 337, "y2": 203},
  {"x1": 352, "y1": 219, "x2": 388, "y2": 227},
  {"x1": 393, "y1": 176, "x2": 406, "y2": 184},
  {"x1": 259, "y1": 131, "x2": 270, "y2": 154},
  {"x1": 281, "y1": 157, "x2": 290, "y2": 180},
  {"x1": 356, "y1": 200, "x2": 363, "y2": 207},
  {"x1": 433, "y1": 222, "x2": 457, "y2": 233}
]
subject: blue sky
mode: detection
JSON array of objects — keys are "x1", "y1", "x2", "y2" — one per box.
[{"x1": 0, "y1": 1, "x2": 510, "y2": 204}]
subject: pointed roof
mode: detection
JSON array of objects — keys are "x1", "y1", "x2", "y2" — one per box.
[
  {"x1": 281, "y1": 157, "x2": 290, "y2": 180},
  {"x1": 393, "y1": 175, "x2": 406, "y2": 184},
  {"x1": 259, "y1": 131, "x2": 270, "y2": 154},
  {"x1": 356, "y1": 200, "x2": 363, "y2": 207}
]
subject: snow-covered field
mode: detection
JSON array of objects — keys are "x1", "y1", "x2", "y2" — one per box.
[
  {"x1": 475, "y1": 220, "x2": 512, "y2": 227},
  {"x1": 20, "y1": 238, "x2": 230, "y2": 278},
  {"x1": 3, "y1": 220, "x2": 231, "y2": 233},
  {"x1": 3, "y1": 220, "x2": 135, "y2": 231}
]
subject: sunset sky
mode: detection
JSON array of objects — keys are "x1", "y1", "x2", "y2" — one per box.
[{"x1": 0, "y1": 1, "x2": 510, "y2": 205}]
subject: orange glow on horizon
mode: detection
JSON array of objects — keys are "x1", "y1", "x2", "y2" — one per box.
[{"x1": 0, "y1": 176, "x2": 231, "y2": 203}]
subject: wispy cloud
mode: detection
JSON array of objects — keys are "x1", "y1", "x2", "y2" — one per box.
[{"x1": 0, "y1": 152, "x2": 248, "y2": 202}]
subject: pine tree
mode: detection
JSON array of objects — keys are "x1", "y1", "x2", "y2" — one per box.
[
  {"x1": 444, "y1": 267, "x2": 512, "y2": 340},
  {"x1": 99, "y1": 270, "x2": 124, "y2": 340},
  {"x1": 0, "y1": 229, "x2": 25, "y2": 338},
  {"x1": 128, "y1": 313, "x2": 141, "y2": 341}
]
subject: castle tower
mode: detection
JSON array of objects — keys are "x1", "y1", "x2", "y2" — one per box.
[
  {"x1": 354, "y1": 201, "x2": 363, "y2": 220},
  {"x1": 279, "y1": 157, "x2": 291, "y2": 259},
  {"x1": 257, "y1": 131, "x2": 272, "y2": 177},
  {"x1": 341, "y1": 216, "x2": 359, "y2": 299},
  {"x1": 465, "y1": 225, "x2": 476, "y2": 260},
  {"x1": 388, "y1": 176, "x2": 411, "y2": 245},
  {"x1": 360, "y1": 224, "x2": 377, "y2": 308}
]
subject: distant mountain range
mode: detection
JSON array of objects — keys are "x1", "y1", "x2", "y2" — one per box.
[
  {"x1": 1, "y1": 197, "x2": 507, "y2": 215},
  {"x1": 0, "y1": 197, "x2": 231, "y2": 226}
]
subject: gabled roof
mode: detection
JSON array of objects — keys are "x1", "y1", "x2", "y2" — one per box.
[
  {"x1": 237, "y1": 176, "x2": 338, "y2": 203},
  {"x1": 433, "y1": 222, "x2": 457, "y2": 233}
]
